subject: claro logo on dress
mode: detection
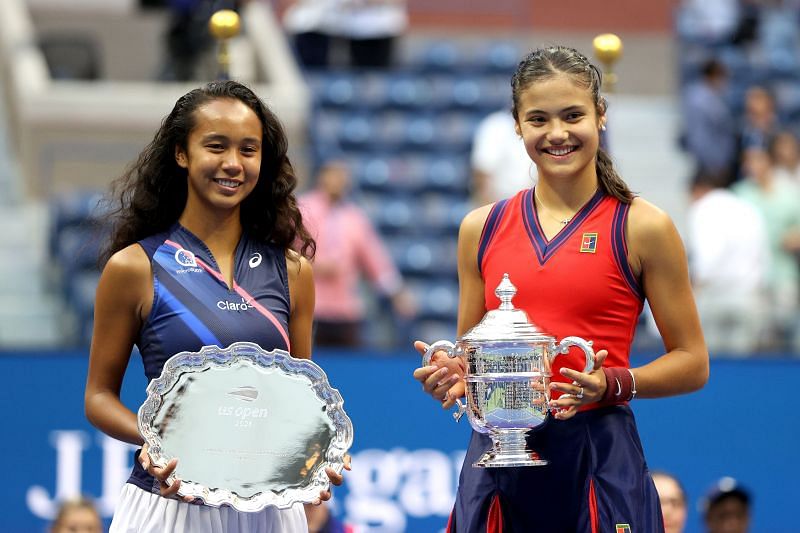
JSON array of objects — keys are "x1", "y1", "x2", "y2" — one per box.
[{"x1": 217, "y1": 297, "x2": 254, "y2": 311}]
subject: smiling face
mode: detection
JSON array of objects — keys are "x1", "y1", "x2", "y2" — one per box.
[
  {"x1": 514, "y1": 72, "x2": 603, "y2": 185},
  {"x1": 175, "y1": 97, "x2": 263, "y2": 217}
]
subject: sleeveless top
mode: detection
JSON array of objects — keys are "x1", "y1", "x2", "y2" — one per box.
[
  {"x1": 478, "y1": 188, "x2": 644, "y2": 400},
  {"x1": 128, "y1": 223, "x2": 291, "y2": 492}
]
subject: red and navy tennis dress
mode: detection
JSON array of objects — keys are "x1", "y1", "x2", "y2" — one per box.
[
  {"x1": 127, "y1": 223, "x2": 292, "y2": 493},
  {"x1": 447, "y1": 188, "x2": 663, "y2": 533}
]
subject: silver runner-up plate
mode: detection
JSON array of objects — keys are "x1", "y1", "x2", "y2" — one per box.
[{"x1": 137, "y1": 342, "x2": 353, "y2": 512}]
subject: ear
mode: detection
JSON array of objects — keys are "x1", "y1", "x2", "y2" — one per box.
[
  {"x1": 175, "y1": 146, "x2": 188, "y2": 169},
  {"x1": 514, "y1": 121, "x2": 522, "y2": 137}
]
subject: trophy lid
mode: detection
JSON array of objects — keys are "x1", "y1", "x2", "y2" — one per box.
[{"x1": 460, "y1": 274, "x2": 553, "y2": 343}]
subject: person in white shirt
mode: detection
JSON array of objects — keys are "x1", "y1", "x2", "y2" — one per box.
[
  {"x1": 470, "y1": 109, "x2": 536, "y2": 206},
  {"x1": 687, "y1": 170, "x2": 771, "y2": 355},
  {"x1": 283, "y1": 0, "x2": 407, "y2": 68}
]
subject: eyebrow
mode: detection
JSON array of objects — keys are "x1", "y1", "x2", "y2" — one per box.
[
  {"x1": 525, "y1": 105, "x2": 587, "y2": 116},
  {"x1": 201, "y1": 133, "x2": 262, "y2": 145}
]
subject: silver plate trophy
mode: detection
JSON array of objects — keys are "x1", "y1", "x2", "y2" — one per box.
[
  {"x1": 138, "y1": 342, "x2": 353, "y2": 512},
  {"x1": 422, "y1": 274, "x2": 594, "y2": 468}
]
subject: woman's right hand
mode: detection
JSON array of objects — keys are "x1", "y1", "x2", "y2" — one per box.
[
  {"x1": 412, "y1": 341, "x2": 466, "y2": 409},
  {"x1": 139, "y1": 444, "x2": 196, "y2": 502}
]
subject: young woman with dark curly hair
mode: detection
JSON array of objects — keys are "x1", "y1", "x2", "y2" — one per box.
[{"x1": 85, "y1": 80, "x2": 344, "y2": 532}]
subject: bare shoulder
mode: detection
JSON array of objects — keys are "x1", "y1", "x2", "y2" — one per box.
[
  {"x1": 628, "y1": 197, "x2": 679, "y2": 245},
  {"x1": 97, "y1": 244, "x2": 152, "y2": 318},
  {"x1": 102, "y1": 244, "x2": 151, "y2": 283},
  {"x1": 459, "y1": 203, "x2": 494, "y2": 242},
  {"x1": 285, "y1": 250, "x2": 312, "y2": 278},
  {"x1": 286, "y1": 251, "x2": 314, "y2": 316},
  {"x1": 627, "y1": 197, "x2": 685, "y2": 269},
  {"x1": 286, "y1": 251, "x2": 313, "y2": 295}
]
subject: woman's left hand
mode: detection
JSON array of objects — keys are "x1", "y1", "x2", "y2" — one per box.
[
  {"x1": 548, "y1": 349, "x2": 608, "y2": 420},
  {"x1": 315, "y1": 454, "x2": 351, "y2": 504}
]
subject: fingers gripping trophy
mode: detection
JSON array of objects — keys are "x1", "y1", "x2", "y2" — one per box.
[{"x1": 422, "y1": 274, "x2": 593, "y2": 467}]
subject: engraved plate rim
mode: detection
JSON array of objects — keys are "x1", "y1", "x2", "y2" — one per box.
[{"x1": 137, "y1": 341, "x2": 353, "y2": 512}]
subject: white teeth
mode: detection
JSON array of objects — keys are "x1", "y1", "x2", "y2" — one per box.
[
  {"x1": 216, "y1": 179, "x2": 240, "y2": 188},
  {"x1": 546, "y1": 146, "x2": 575, "y2": 156}
]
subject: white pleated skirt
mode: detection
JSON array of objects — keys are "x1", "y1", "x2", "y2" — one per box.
[{"x1": 109, "y1": 484, "x2": 308, "y2": 533}]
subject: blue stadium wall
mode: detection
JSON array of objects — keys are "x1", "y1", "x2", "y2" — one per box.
[{"x1": 1, "y1": 350, "x2": 796, "y2": 533}]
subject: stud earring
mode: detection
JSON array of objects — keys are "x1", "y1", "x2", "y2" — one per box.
[{"x1": 600, "y1": 124, "x2": 607, "y2": 131}]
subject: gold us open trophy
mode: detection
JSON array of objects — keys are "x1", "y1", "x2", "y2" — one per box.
[
  {"x1": 209, "y1": 9, "x2": 241, "y2": 80},
  {"x1": 592, "y1": 33, "x2": 623, "y2": 93}
]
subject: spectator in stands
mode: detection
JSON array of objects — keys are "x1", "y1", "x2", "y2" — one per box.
[
  {"x1": 283, "y1": 0, "x2": 407, "y2": 69},
  {"x1": 158, "y1": 0, "x2": 217, "y2": 81},
  {"x1": 681, "y1": 58, "x2": 738, "y2": 185},
  {"x1": 85, "y1": 80, "x2": 345, "y2": 531},
  {"x1": 756, "y1": 0, "x2": 800, "y2": 75},
  {"x1": 701, "y1": 477, "x2": 751, "y2": 533},
  {"x1": 687, "y1": 169, "x2": 770, "y2": 355},
  {"x1": 282, "y1": 0, "x2": 336, "y2": 68},
  {"x1": 739, "y1": 85, "x2": 781, "y2": 155},
  {"x1": 733, "y1": 146, "x2": 800, "y2": 349},
  {"x1": 676, "y1": 0, "x2": 742, "y2": 45},
  {"x1": 470, "y1": 109, "x2": 537, "y2": 206},
  {"x1": 50, "y1": 497, "x2": 103, "y2": 533},
  {"x1": 299, "y1": 159, "x2": 415, "y2": 347},
  {"x1": 651, "y1": 471, "x2": 688, "y2": 533},
  {"x1": 770, "y1": 129, "x2": 800, "y2": 183}
]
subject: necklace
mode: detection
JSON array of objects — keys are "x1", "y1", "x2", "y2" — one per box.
[{"x1": 534, "y1": 189, "x2": 574, "y2": 225}]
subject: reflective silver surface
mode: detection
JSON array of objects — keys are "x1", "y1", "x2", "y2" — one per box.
[
  {"x1": 138, "y1": 342, "x2": 353, "y2": 511},
  {"x1": 423, "y1": 274, "x2": 594, "y2": 467}
]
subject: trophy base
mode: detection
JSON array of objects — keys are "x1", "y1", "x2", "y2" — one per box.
[
  {"x1": 473, "y1": 429, "x2": 548, "y2": 467},
  {"x1": 473, "y1": 449, "x2": 548, "y2": 468}
]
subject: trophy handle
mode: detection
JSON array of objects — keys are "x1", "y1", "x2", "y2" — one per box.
[
  {"x1": 422, "y1": 340, "x2": 466, "y2": 422},
  {"x1": 553, "y1": 336, "x2": 594, "y2": 374}
]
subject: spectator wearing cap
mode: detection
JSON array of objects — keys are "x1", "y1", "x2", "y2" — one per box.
[{"x1": 702, "y1": 477, "x2": 751, "y2": 533}]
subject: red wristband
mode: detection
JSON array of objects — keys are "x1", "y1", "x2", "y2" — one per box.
[{"x1": 599, "y1": 367, "x2": 634, "y2": 405}]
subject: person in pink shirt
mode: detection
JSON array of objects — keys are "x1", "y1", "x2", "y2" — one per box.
[{"x1": 300, "y1": 159, "x2": 415, "y2": 347}]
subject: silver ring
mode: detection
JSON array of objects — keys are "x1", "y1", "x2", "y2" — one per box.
[{"x1": 576, "y1": 387, "x2": 584, "y2": 399}]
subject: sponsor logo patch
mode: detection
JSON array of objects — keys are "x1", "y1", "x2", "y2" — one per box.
[
  {"x1": 249, "y1": 252, "x2": 263, "y2": 268},
  {"x1": 174, "y1": 248, "x2": 198, "y2": 267},
  {"x1": 580, "y1": 232, "x2": 598, "y2": 253}
]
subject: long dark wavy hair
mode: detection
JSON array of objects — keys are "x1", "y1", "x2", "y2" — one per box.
[
  {"x1": 510, "y1": 46, "x2": 634, "y2": 203},
  {"x1": 101, "y1": 80, "x2": 315, "y2": 264}
]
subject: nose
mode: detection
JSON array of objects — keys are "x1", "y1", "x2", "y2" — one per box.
[
  {"x1": 547, "y1": 120, "x2": 569, "y2": 143},
  {"x1": 222, "y1": 150, "x2": 243, "y2": 174}
]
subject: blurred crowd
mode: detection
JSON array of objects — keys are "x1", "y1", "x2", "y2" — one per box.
[
  {"x1": 678, "y1": 0, "x2": 800, "y2": 354},
  {"x1": 32, "y1": 0, "x2": 800, "y2": 358},
  {"x1": 653, "y1": 472, "x2": 752, "y2": 533}
]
